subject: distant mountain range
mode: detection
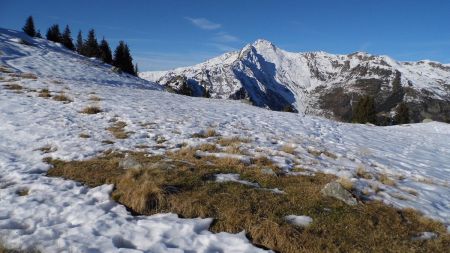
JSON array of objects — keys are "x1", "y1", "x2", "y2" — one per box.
[{"x1": 141, "y1": 39, "x2": 450, "y2": 123}]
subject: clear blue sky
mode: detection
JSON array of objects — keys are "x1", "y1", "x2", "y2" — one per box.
[{"x1": 1, "y1": 0, "x2": 449, "y2": 71}]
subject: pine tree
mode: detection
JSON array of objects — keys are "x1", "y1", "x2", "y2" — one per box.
[
  {"x1": 83, "y1": 29, "x2": 100, "y2": 58},
  {"x1": 76, "y1": 31, "x2": 84, "y2": 54},
  {"x1": 134, "y1": 63, "x2": 139, "y2": 75},
  {"x1": 394, "y1": 102, "x2": 409, "y2": 124},
  {"x1": 113, "y1": 41, "x2": 135, "y2": 75},
  {"x1": 352, "y1": 95, "x2": 377, "y2": 124},
  {"x1": 98, "y1": 38, "x2": 113, "y2": 64},
  {"x1": 22, "y1": 16, "x2": 36, "y2": 37},
  {"x1": 46, "y1": 24, "x2": 62, "y2": 43},
  {"x1": 35, "y1": 30, "x2": 42, "y2": 38},
  {"x1": 61, "y1": 25, "x2": 75, "y2": 51}
]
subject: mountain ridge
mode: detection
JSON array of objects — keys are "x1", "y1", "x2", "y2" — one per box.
[{"x1": 141, "y1": 39, "x2": 450, "y2": 123}]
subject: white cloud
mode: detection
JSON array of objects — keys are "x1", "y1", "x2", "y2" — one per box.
[{"x1": 185, "y1": 17, "x2": 221, "y2": 30}]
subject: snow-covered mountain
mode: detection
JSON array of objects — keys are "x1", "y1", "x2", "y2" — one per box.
[{"x1": 141, "y1": 39, "x2": 450, "y2": 123}]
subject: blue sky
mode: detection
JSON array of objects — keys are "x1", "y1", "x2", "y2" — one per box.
[{"x1": 1, "y1": 0, "x2": 449, "y2": 71}]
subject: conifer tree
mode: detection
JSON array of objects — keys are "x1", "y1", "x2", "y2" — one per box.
[
  {"x1": 35, "y1": 30, "x2": 42, "y2": 38},
  {"x1": 352, "y1": 95, "x2": 377, "y2": 124},
  {"x1": 83, "y1": 29, "x2": 100, "y2": 58},
  {"x1": 134, "y1": 63, "x2": 139, "y2": 75},
  {"x1": 46, "y1": 24, "x2": 62, "y2": 43},
  {"x1": 76, "y1": 30, "x2": 84, "y2": 54},
  {"x1": 113, "y1": 41, "x2": 135, "y2": 75},
  {"x1": 61, "y1": 25, "x2": 75, "y2": 51},
  {"x1": 394, "y1": 102, "x2": 410, "y2": 124},
  {"x1": 98, "y1": 38, "x2": 113, "y2": 64},
  {"x1": 22, "y1": 16, "x2": 36, "y2": 37}
]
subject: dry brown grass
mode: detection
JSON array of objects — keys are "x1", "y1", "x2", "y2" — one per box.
[
  {"x1": 101, "y1": 140, "x2": 115, "y2": 144},
  {"x1": 52, "y1": 92, "x2": 72, "y2": 103},
  {"x1": 37, "y1": 88, "x2": 51, "y2": 98},
  {"x1": 16, "y1": 188, "x2": 29, "y2": 196},
  {"x1": 217, "y1": 136, "x2": 250, "y2": 146},
  {"x1": 356, "y1": 166, "x2": 373, "y2": 179},
  {"x1": 8, "y1": 72, "x2": 37, "y2": 80},
  {"x1": 81, "y1": 106, "x2": 102, "y2": 114},
  {"x1": 3, "y1": 83, "x2": 22, "y2": 90},
  {"x1": 0, "y1": 65, "x2": 13, "y2": 73},
  {"x1": 79, "y1": 133, "x2": 90, "y2": 139},
  {"x1": 379, "y1": 173, "x2": 397, "y2": 186},
  {"x1": 337, "y1": 177, "x2": 354, "y2": 191},
  {"x1": 192, "y1": 128, "x2": 218, "y2": 138},
  {"x1": 0, "y1": 243, "x2": 39, "y2": 253},
  {"x1": 107, "y1": 121, "x2": 129, "y2": 139},
  {"x1": 45, "y1": 146, "x2": 450, "y2": 253},
  {"x1": 35, "y1": 145, "x2": 56, "y2": 154},
  {"x1": 281, "y1": 144, "x2": 296, "y2": 154}
]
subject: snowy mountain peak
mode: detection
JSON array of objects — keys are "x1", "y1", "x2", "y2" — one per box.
[
  {"x1": 141, "y1": 38, "x2": 450, "y2": 123},
  {"x1": 252, "y1": 39, "x2": 275, "y2": 47}
]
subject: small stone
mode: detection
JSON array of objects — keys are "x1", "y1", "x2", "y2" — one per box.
[
  {"x1": 321, "y1": 181, "x2": 357, "y2": 206},
  {"x1": 119, "y1": 156, "x2": 142, "y2": 170},
  {"x1": 261, "y1": 168, "x2": 276, "y2": 176}
]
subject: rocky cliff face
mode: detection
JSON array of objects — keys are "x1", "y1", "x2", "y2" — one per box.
[{"x1": 141, "y1": 40, "x2": 450, "y2": 123}]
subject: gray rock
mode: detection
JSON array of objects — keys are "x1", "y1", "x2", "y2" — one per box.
[
  {"x1": 412, "y1": 232, "x2": 438, "y2": 241},
  {"x1": 119, "y1": 156, "x2": 142, "y2": 170},
  {"x1": 261, "y1": 168, "x2": 276, "y2": 176},
  {"x1": 321, "y1": 181, "x2": 357, "y2": 206}
]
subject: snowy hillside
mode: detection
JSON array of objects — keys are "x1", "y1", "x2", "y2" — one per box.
[
  {"x1": 141, "y1": 39, "x2": 450, "y2": 123},
  {"x1": 1, "y1": 29, "x2": 450, "y2": 252}
]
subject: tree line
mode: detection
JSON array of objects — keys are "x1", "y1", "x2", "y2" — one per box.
[
  {"x1": 22, "y1": 16, "x2": 138, "y2": 76},
  {"x1": 352, "y1": 95, "x2": 410, "y2": 125}
]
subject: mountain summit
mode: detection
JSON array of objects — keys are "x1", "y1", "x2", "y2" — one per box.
[{"x1": 140, "y1": 40, "x2": 450, "y2": 123}]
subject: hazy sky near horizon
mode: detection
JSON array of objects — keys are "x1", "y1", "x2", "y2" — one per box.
[{"x1": 1, "y1": 0, "x2": 449, "y2": 71}]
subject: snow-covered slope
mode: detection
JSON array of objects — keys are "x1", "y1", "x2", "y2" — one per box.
[
  {"x1": 141, "y1": 39, "x2": 450, "y2": 123},
  {"x1": 1, "y1": 29, "x2": 450, "y2": 252}
]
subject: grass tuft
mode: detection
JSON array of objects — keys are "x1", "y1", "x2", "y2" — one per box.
[
  {"x1": 52, "y1": 92, "x2": 72, "y2": 103},
  {"x1": 81, "y1": 106, "x2": 102, "y2": 114},
  {"x1": 3, "y1": 84, "x2": 22, "y2": 90},
  {"x1": 38, "y1": 88, "x2": 51, "y2": 98},
  {"x1": 192, "y1": 128, "x2": 218, "y2": 138},
  {"x1": 107, "y1": 121, "x2": 129, "y2": 139}
]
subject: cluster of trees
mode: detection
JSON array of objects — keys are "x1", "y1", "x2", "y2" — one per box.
[
  {"x1": 22, "y1": 16, "x2": 138, "y2": 76},
  {"x1": 352, "y1": 95, "x2": 410, "y2": 125}
]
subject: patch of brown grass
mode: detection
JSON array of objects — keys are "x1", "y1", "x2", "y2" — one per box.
[
  {"x1": 379, "y1": 173, "x2": 396, "y2": 186},
  {"x1": 337, "y1": 177, "x2": 354, "y2": 191},
  {"x1": 0, "y1": 65, "x2": 13, "y2": 73},
  {"x1": 35, "y1": 145, "x2": 56, "y2": 154},
  {"x1": 356, "y1": 166, "x2": 373, "y2": 179},
  {"x1": 52, "y1": 92, "x2": 72, "y2": 103},
  {"x1": 281, "y1": 144, "x2": 296, "y2": 154},
  {"x1": 217, "y1": 136, "x2": 250, "y2": 146},
  {"x1": 16, "y1": 188, "x2": 29, "y2": 196},
  {"x1": 0, "y1": 242, "x2": 39, "y2": 253},
  {"x1": 101, "y1": 140, "x2": 115, "y2": 144},
  {"x1": 79, "y1": 133, "x2": 90, "y2": 138},
  {"x1": 3, "y1": 83, "x2": 22, "y2": 90},
  {"x1": 45, "y1": 146, "x2": 450, "y2": 253},
  {"x1": 81, "y1": 106, "x2": 102, "y2": 114},
  {"x1": 192, "y1": 128, "x2": 218, "y2": 138},
  {"x1": 37, "y1": 88, "x2": 51, "y2": 98},
  {"x1": 9, "y1": 72, "x2": 37, "y2": 80},
  {"x1": 107, "y1": 121, "x2": 129, "y2": 139}
]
